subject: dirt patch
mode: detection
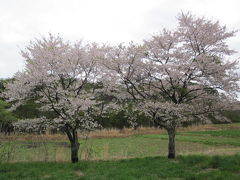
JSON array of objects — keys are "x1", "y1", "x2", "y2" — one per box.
[
  {"x1": 42, "y1": 175, "x2": 51, "y2": 179},
  {"x1": 75, "y1": 171, "x2": 84, "y2": 177}
]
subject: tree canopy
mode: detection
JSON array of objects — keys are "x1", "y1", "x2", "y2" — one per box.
[{"x1": 3, "y1": 12, "x2": 240, "y2": 161}]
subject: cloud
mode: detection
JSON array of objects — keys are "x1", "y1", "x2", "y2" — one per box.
[
  {"x1": 0, "y1": 41, "x2": 24, "y2": 78},
  {"x1": 0, "y1": 0, "x2": 240, "y2": 78}
]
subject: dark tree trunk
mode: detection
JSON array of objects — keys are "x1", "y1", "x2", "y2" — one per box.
[
  {"x1": 167, "y1": 128, "x2": 176, "y2": 159},
  {"x1": 66, "y1": 128, "x2": 80, "y2": 163},
  {"x1": 70, "y1": 139, "x2": 80, "y2": 163}
]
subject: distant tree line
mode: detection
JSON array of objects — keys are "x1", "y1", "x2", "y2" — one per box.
[{"x1": 0, "y1": 78, "x2": 239, "y2": 135}]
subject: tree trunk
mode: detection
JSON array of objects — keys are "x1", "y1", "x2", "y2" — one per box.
[
  {"x1": 66, "y1": 128, "x2": 80, "y2": 163},
  {"x1": 167, "y1": 128, "x2": 176, "y2": 159},
  {"x1": 70, "y1": 139, "x2": 80, "y2": 163}
]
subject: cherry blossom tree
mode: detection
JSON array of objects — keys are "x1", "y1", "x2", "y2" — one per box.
[
  {"x1": 3, "y1": 13, "x2": 240, "y2": 161},
  {"x1": 102, "y1": 13, "x2": 239, "y2": 158},
  {"x1": 5, "y1": 34, "x2": 103, "y2": 163}
]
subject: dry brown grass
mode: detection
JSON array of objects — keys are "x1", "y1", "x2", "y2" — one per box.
[
  {"x1": 0, "y1": 123, "x2": 238, "y2": 141},
  {"x1": 0, "y1": 123, "x2": 239, "y2": 162},
  {"x1": 87, "y1": 127, "x2": 165, "y2": 138},
  {"x1": 0, "y1": 133, "x2": 67, "y2": 142},
  {"x1": 86, "y1": 123, "x2": 229, "y2": 138}
]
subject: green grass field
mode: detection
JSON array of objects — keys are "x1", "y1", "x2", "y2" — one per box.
[
  {"x1": 0, "y1": 155, "x2": 240, "y2": 180},
  {"x1": 0, "y1": 123, "x2": 240, "y2": 179}
]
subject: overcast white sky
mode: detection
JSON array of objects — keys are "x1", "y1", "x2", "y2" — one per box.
[{"x1": 0, "y1": 0, "x2": 240, "y2": 78}]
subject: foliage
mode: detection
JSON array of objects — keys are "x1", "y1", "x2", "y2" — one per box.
[
  {"x1": 0, "y1": 100, "x2": 17, "y2": 134},
  {"x1": 102, "y1": 12, "x2": 239, "y2": 130},
  {"x1": 221, "y1": 110, "x2": 240, "y2": 123},
  {"x1": 3, "y1": 13, "x2": 240, "y2": 161},
  {"x1": 13, "y1": 98, "x2": 57, "y2": 120},
  {"x1": 0, "y1": 79, "x2": 13, "y2": 95},
  {"x1": 13, "y1": 117, "x2": 48, "y2": 134},
  {"x1": 3, "y1": 34, "x2": 106, "y2": 162},
  {"x1": 5, "y1": 36, "x2": 102, "y2": 132},
  {"x1": 100, "y1": 12, "x2": 240, "y2": 158}
]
